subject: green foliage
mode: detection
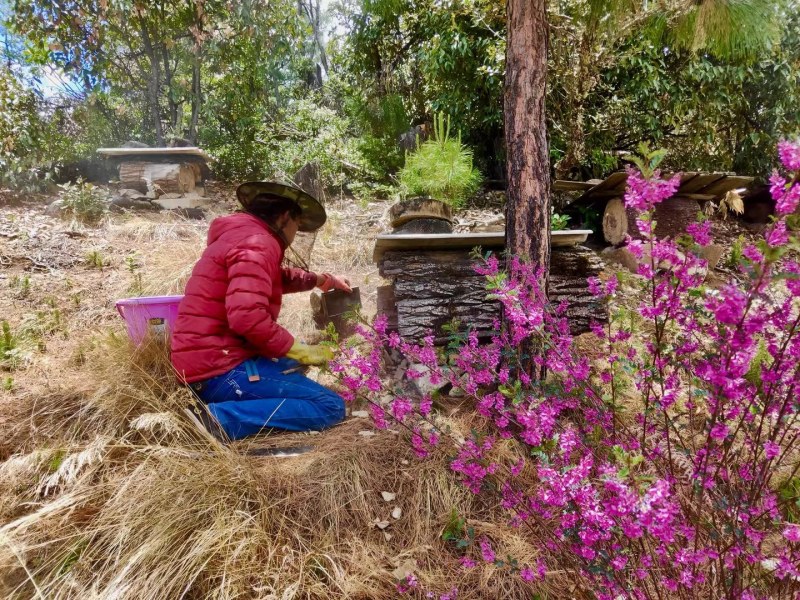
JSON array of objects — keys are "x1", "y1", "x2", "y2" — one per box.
[
  {"x1": 206, "y1": 95, "x2": 368, "y2": 187},
  {"x1": 1, "y1": 320, "x2": 19, "y2": 368},
  {"x1": 398, "y1": 113, "x2": 482, "y2": 208},
  {"x1": 441, "y1": 508, "x2": 470, "y2": 547},
  {"x1": 9, "y1": 274, "x2": 31, "y2": 299},
  {"x1": 85, "y1": 250, "x2": 108, "y2": 269},
  {"x1": 625, "y1": 142, "x2": 668, "y2": 178},
  {"x1": 551, "y1": 212, "x2": 571, "y2": 231},
  {"x1": 0, "y1": 67, "x2": 57, "y2": 190},
  {"x1": 58, "y1": 180, "x2": 109, "y2": 224},
  {"x1": 724, "y1": 235, "x2": 746, "y2": 270},
  {"x1": 125, "y1": 254, "x2": 144, "y2": 296}
]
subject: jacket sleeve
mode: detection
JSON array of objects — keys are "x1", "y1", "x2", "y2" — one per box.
[
  {"x1": 281, "y1": 267, "x2": 318, "y2": 294},
  {"x1": 224, "y1": 241, "x2": 294, "y2": 358}
]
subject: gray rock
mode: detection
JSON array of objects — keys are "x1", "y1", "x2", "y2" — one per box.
[
  {"x1": 114, "y1": 188, "x2": 149, "y2": 201},
  {"x1": 407, "y1": 364, "x2": 451, "y2": 396},
  {"x1": 121, "y1": 140, "x2": 150, "y2": 148},
  {"x1": 169, "y1": 207, "x2": 206, "y2": 220},
  {"x1": 110, "y1": 194, "x2": 159, "y2": 212},
  {"x1": 45, "y1": 199, "x2": 66, "y2": 217}
]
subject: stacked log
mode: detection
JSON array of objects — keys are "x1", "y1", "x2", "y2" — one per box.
[
  {"x1": 119, "y1": 162, "x2": 198, "y2": 195},
  {"x1": 377, "y1": 245, "x2": 605, "y2": 343},
  {"x1": 602, "y1": 196, "x2": 701, "y2": 245}
]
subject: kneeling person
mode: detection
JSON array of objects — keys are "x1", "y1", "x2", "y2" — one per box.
[{"x1": 171, "y1": 181, "x2": 350, "y2": 440}]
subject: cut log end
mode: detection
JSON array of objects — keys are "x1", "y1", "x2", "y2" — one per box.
[
  {"x1": 388, "y1": 198, "x2": 453, "y2": 228},
  {"x1": 602, "y1": 198, "x2": 629, "y2": 245},
  {"x1": 602, "y1": 196, "x2": 702, "y2": 245}
]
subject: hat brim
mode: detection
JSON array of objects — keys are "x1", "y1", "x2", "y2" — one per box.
[{"x1": 236, "y1": 181, "x2": 326, "y2": 232}]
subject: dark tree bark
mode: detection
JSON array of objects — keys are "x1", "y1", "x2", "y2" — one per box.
[
  {"x1": 504, "y1": 0, "x2": 551, "y2": 279},
  {"x1": 162, "y1": 45, "x2": 179, "y2": 132},
  {"x1": 504, "y1": 0, "x2": 550, "y2": 377},
  {"x1": 139, "y1": 20, "x2": 164, "y2": 145},
  {"x1": 188, "y1": 52, "x2": 201, "y2": 144}
]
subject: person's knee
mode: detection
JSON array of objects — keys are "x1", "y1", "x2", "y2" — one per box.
[{"x1": 318, "y1": 390, "x2": 345, "y2": 428}]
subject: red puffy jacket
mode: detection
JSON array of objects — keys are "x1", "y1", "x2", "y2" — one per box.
[{"x1": 171, "y1": 212, "x2": 317, "y2": 383}]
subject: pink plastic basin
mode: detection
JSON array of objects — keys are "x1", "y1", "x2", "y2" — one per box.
[{"x1": 115, "y1": 295, "x2": 183, "y2": 345}]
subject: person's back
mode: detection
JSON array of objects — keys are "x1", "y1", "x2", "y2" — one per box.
[{"x1": 171, "y1": 211, "x2": 293, "y2": 383}]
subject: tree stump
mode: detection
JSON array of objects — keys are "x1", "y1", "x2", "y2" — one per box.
[
  {"x1": 388, "y1": 198, "x2": 453, "y2": 228},
  {"x1": 393, "y1": 218, "x2": 454, "y2": 234},
  {"x1": 602, "y1": 196, "x2": 701, "y2": 245}
]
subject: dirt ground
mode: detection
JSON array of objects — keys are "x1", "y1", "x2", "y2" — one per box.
[
  {"x1": 0, "y1": 186, "x2": 762, "y2": 412},
  {"x1": 0, "y1": 188, "x2": 387, "y2": 424}
]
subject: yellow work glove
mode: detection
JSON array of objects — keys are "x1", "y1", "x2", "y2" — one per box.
[{"x1": 285, "y1": 342, "x2": 334, "y2": 366}]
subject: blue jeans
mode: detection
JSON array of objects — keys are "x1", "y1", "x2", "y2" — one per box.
[{"x1": 195, "y1": 357, "x2": 345, "y2": 440}]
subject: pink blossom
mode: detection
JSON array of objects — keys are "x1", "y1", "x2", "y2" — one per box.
[
  {"x1": 686, "y1": 220, "x2": 712, "y2": 246},
  {"x1": 778, "y1": 139, "x2": 800, "y2": 171},
  {"x1": 710, "y1": 422, "x2": 729, "y2": 442},
  {"x1": 766, "y1": 220, "x2": 788, "y2": 247},
  {"x1": 479, "y1": 537, "x2": 495, "y2": 563},
  {"x1": 623, "y1": 168, "x2": 681, "y2": 212},
  {"x1": 330, "y1": 145, "x2": 800, "y2": 600},
  {"x1": 610, "y1": 554, "x2": 628, "y2": 570},
  {"x1": 783, "y1": 525, "x2": 800, "y2": 543},
  {"x1": 763, "y1": 440, "x2": 780, "y2": 459}
]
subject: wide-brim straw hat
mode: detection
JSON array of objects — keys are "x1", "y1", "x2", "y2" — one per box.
[{"x1": 236, "y1": 181, "x2": 326, "y2": 232}]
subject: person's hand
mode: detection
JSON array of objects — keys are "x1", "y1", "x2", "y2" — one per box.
[
  {"x1": 286, "y1": 342, "x2": 334, "y2": 366},
  {"x1": 317, "y1": 272, "x2": 352, "y2": 293}
]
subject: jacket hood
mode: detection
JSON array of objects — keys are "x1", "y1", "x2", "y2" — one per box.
[{"x1": 207, "y1": 212, "x2": 286, "y2": 249}]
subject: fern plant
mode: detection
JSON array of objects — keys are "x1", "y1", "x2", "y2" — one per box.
[{"x1": 398, "y1": 113, "x2": 482, "y2": 209}]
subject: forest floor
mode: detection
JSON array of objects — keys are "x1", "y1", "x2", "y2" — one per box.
[{"x1": 0, "y1": 187, "x2": 764, "y2": 599}]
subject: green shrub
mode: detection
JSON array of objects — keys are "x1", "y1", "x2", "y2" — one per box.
[
  {"x1": 58, "y1": 179, "x2": 109, "y2": 223},
  {"x1": 203, "y1": 96, "x2": 371, "y2": 189},
  {"x1": 398, "y1": 113, "x2": 482, "y2": 209},
  {"x1": 1, "y1": 320, "x2": 23, "y2": 370},
  {"x1": 58, "y1": 180, "x2": 109, "y2": 224}
]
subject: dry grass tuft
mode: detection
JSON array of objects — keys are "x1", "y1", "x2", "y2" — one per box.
[{"x1": 0, "y1": 334, "x2": 556, "y2": 600}]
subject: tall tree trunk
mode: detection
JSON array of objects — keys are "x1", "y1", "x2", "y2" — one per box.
[
  {"x1": 504, "y1": 0, "x2": 550, "y2": 378},
  {"x1": 162, "y1": 45, "x2": 178, "y2": 133},
  {"x1": 188, "y1": 51, "x2": 201, "y2": 143},
  {"x1": 504, "y1": 0, "x2": 551, "y2": 275},
  {"x1": 139, "y1": 21, "x2": 164, "y2": 145}
]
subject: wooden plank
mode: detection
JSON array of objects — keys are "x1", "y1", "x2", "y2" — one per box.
[
  {"x1": 553, "y1": 180, "x2": 597, "y2": 192},
  {"x1": 695, "y1": 176, "x2": 753, "y2": 198},
  {"x1": 98, "y1": 147, "x2": 213, "y2": 161},
  {"x1": 678, "y1": 173, "x2": 728, "y2": 194},
  {"x1": 372, "y1": 231, "x2": 592, "y2": 262}
]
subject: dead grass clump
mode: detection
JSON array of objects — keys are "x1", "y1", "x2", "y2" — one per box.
[
  {"x1": 0, "y1": 334, "x2": 556, "y2": 599},
  {"x1": 110, "y1": 215, "x2": 206, "y2": 244}
]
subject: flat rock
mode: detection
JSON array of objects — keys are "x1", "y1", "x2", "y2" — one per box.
[
  {"x1": 407, "y1": 364, "x2": 451, "y2": 396},
  {"x1": 44, "y1": 199, "x2": 66, "y2": 217},
  {"x1": 154, "y1": 194, "x2": 210, "y2": 210},
  {"x1": 111, "y1": 196, "x2": 159, "y2": 212}
]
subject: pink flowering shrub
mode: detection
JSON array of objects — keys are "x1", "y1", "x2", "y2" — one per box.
[{"x1": 331, "y1": 141, "x2": 800, "y2": 599}]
